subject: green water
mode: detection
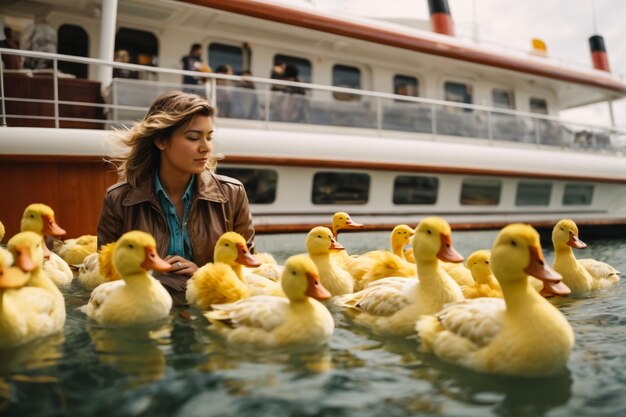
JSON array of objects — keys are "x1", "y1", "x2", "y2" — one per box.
[{"x1": 1, "y1": 230, "x2": 625, "y2": 417}]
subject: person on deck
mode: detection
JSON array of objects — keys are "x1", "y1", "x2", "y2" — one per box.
[{"x1": 97, "y1": 90, "x2": 255, "y2": 300}]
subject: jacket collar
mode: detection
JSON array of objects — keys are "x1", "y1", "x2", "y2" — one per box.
[{"x1": 123, "y1": 170, "x2": 228, "y2": 206}]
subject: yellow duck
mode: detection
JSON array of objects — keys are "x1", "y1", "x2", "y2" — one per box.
[
  {"x1": 0, "y1": 220, "x2": 12, "y2": 267},
  {"x1": 330, "y1": 211, "x2": 365, "y2": 269},
  {"x1": 55, "y1": 234, "x2": 97, "y2": 266},
  {"x1": 205, "y1": 254, "x2": 334, "y2": 348},
  {"x1": 2, "y1": 231, "x2": 66, "y2": 348},
  {"x1": 460, "y1": 250, "x2": 503, "y2": 299},
  {"x1": 186, "y1": 232, "x2": 279, "y2": 310},
  {"x1": 334, "y1": 217, "x2": 464, "y2": 337},
  {"x1": 306, "y1": 226, "x2": 354, "y2": 296},
  {"x1": 348, "y1": 224, "x2": 416, "y2": 290},
  {"x1": 552, "y1": 219, "x2": 621, "y2": 293},
  {"x1": 416, "y1": 224, "x2": 574, "y2": 377},
  {"x1": 20, "y1": 203, "x2": 73, "y2": 290},
  {"x1": 79, "y1": 231, "x2": 173, "y2": 325},
  {"x1": 77, "y1": 243, "x2": 122, "y2": 291}
]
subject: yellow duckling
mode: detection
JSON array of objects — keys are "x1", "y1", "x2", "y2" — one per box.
[
  {"x1": 306, "y1": 226, "x2": 354, "y2": 296},
  {"x1": 186, "y1": 232, "x2": 276, "y2": 310},
  {"x1": 20, "y1": 203, "x2": 73, "y2": 290},
  {"x1": 0, "y1": 220, "x2": 5, "y2": 241},
  {"x1": 460, "y1": 250, "x2": 503, "y2": 299},
  {"x1": 79, "y1": 231, "x2": 173, "y2": 325},
  {"x1": 0, "y1": 220, "x2": 12, "y2": 267},
  {"x1": 2, "y1": 231, "x2": 66, "y2": 348},
  {"x1": 416, "y1": 224, "x2": 574, "y2": 377},
  {"x1": 552, "y1": 219, "x2": 620, "y2": 293},
  {"x1": 55, "y1": 234, "x2": 97, "y2": 266},
  {"x1": 205, "y1": 254, "x2": 334, "y2": 348},
  {"x1": 77, "y1": 243, "x2": 122, "y2": 291},
  {"x1": 330, "y1": 211, "x2": 365, "y2": 269},
  {"x1": 347, "y1": 224, "x2": 415, "y2": 290},
  {"x1": 334, "y1": 217, "x2": 464, "y2": 337}
]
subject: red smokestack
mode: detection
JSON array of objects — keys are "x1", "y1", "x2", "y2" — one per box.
[
  {"x1": 589, "y1": 35, "x2": 610, "y2": 72},
  {"x1": 428, "y1": 0, "x2": 454, "y2": 36}
]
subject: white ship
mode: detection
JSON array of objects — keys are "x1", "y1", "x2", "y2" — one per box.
[{"x1": 0, "y1": 0, "x2": 625, "y2": 238}]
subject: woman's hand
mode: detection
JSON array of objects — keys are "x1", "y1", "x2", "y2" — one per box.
[{"x1": 164, "y1": 255, "x2": 198, "y2": 276}]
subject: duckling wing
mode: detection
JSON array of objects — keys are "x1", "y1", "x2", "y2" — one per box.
[
  {"x1": 80, "y1": 280, "x2": 124, "y2": 318},
  {"x1": 578, "y1": 259, "x2": 621, "y2": 283},
  {"x1": 436, "y1": 298, "x2": 505, "y2": 347},
  {"x1": 334, "y1": 277, "x2": 416, "y2": 317},
  {"x1": 244, "y1": 273, "x2": 283, "y2": 296},
  {"x1": 206, "y1": 295, "x2": 289, "y2": 330}
]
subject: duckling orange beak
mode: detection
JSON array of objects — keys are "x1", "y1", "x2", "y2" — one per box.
[
  {"x1": 42, "y1": 215, "x2": 66, "y2": 237},
  {"x1": 235, "y1": 243, "x2": 261, "y2": 267},
  {"x1": 140, "y1": 246, "x2": 171, "y2": 272},
  {"x1": 0, "y1": 265, "x2": 30, "y2": 288},
  {"x1": 342, "y1": 218, "x2": 364, "y2": 229},
  {"x1": 567, "y1": 232, "x2": 587, "y2": 249},
  {"x1": 305, "y1": 271, "x2": 331, "y2": 300},
  {"x1": 437, "y1": 234, "x2": 464, "y2": 263},
  {"x1": 14, "y1": 245, "x2": 36, "y2": 272},
  {"x1": 329, "y1": 237, "x2": 345, "y2": 251}
]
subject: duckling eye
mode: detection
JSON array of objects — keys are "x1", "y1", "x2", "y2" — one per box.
[
  {"x1": 30, "y1": 214, "x2": 35, "y2": 219},
  {"x1": 292, "y1": 270, "x2": 296, "y2": 275},
  {"x1": 224, "y1": 243, "x2": 230, "y2": 247},
  {"x1": 511, "y1": 240, "x2": 517, "y2": 247},
  {"x1": 427, "y1": 230, "x2": 432, "y2": 235},
  {"x1": 317, "y1": 235, "x2": 322, "y2": 238},
  {"x1": 560, "y1": 227, "x2": 564, "y2": 231},
  {"x1": 128, "y1": 244, "x2": 134, "y2": 249},
  {"x1": 485, "y1": 261, "x2": 489, "y2": 264}
]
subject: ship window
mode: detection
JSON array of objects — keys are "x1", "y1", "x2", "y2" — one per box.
[
  {"x1": 393, "y1": 176, "x2": 438, "y2": 204},
  {"x1": 515, "y1": 181, "x2": 552, "y2": 206},
  {"x1": 215, "y1": 168, "x2": 277, "y2": 204},
  {"x1": 563, "y1": 184, "x2": 594, "y2": 206},
  {"x1": 332, "y1": 64, "x2": 361, "y2": 101},
  {"x1": 394, "y1": 75, "x2": 419, "y2": 97},
  {"x1": 312, "y1": 172, "x2": 369, "y2": 204},
  {"x1": 273, "y1": 54, "x2": 311, "y2": 83},
  {"x1": 58, "y1": 24, "x2": 89, "y2": 79},
  {"x1": 460, "y1": 178, "x2": 501, "y2": 205},
  {"x1": 115, "y1": 28, "x2": 158, "y2": 67},
  {"x1": 444, "y1": 81, "x2": 473, "y2": 105},
  {"x1": 492, "y1": 89, "x2": 514, "y2": 109},
  {"x1": 209, "y1": 43, "x2": 244, "y2": 74},
  {"x1": 530, "y1": 97, "x2": 548, "y2": 114}
]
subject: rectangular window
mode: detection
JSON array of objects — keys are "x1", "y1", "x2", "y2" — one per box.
[
  {"x1": 394, "y1": 75, "x2": 419, "y2": 97},
  {"x1": 444, "y1": 81, "x2": 472, "y2": 105},
  {"x1": 332, "y1": 64, "x2": 361, "y2": 101},
  {"x1": 530, "y1": 97, "x2": 548, "y2": 114},
  {"x1": 492, "y1": 89, "x2": 513, "y2": 109},
  {"x1": 563, "y1": 184, "x2": 594, "y2": 206},
  {"x1": 273, "y1": 54, "x2": 311, "y2": 83},
  {"x1": 393, "y1": 176, "x2": 438, "y2": 204},
  {"x1": 515, "y1": 181, "x2": 552, "y2": 206},
  {"x1": 460, "y1": 178, "x2": 501, "y2": 205},
  {"x1": 312, "y1": 172, "x2": 369, "y2": 204},
  {"x1": 215, "y1": 168, "x2": 277, "y2": 204},
  {"x1": 208, "y1": 43, "x2": 243, "y2": 74}
]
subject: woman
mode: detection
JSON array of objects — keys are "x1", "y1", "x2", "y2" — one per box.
[{"x1": 98, "y1": 91, "x2": 255, "y2": 292}]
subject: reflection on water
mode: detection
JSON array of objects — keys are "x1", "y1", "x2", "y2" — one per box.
[{"x1": 0, "y1": 230, "x2": 625, "y2": 417}]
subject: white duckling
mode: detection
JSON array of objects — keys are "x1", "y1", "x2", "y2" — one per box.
[
  {"x1": 187, "y1": 232, "x2": 280, "y2": 310},
  {"x1": 349, "y1": 224, "x2": 416, "y2": 290},
  {"x1": 416, "y1": 224, "x2": 574, "y2": 377},
  {"x1": 79, "y1": 231, "x2": 173, "y2": 326},
  {"x1": 306, "y1": 226, "x2": 354, "y2": 296},
  {"x1": 77, "y1": 243, "x2": 122, "y2": 291},
  {"x1": 334, "y1": 217, "x2": 464, "y2": 337},
  {"x1": 205, "y1": 254, "x2": 334, "y2": 348},
  {"x1": 2, "y1": 231, "x2": 66, "y2": 348},
  {"x1": 460, "y1": 250, "x2": 503, "y2": 299},
  {"x1": 20, "y1": 203, "x2": 73, "y2": 290},
  {"x1": 552, "y1": 219, "x2": 620, "y2": 293},
  {"x1": 55, "y1": 234, "x2": 97, "y2": 266}
]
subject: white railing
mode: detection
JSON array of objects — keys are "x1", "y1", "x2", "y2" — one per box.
[{"x1": 1, "y1": 48, "x2": 624, "y2": 153}]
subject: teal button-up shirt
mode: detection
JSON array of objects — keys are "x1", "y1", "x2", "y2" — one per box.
[{"x1": 154, "y1": 174, "x2": 195, "y2": 261}]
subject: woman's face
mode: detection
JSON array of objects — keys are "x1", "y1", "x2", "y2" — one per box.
[{"x1": 156, "y1": 114, "x2": 214, "y2": 177}]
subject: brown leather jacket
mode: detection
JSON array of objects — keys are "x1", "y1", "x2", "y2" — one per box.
[{"x1": 97, "y1": 170, "x2": 255, "y2": 267}]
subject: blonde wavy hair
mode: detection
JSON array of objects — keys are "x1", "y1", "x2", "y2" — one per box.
[{"x1": 109, "y1": 90, "x2": 220, "y2": 187}]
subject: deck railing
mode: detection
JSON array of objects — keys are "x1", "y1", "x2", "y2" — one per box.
[{"x1": 1, "y1": 48, "x2": 624, "y2": 153}]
